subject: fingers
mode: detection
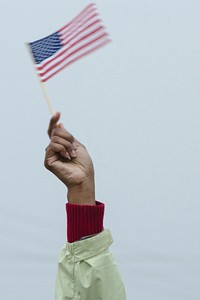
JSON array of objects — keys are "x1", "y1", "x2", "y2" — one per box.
[
  {"x1": 48, "y1": 142, "x2": 72, "y2": 160},
  {"x1": 57, "y1": 123, "x2": 64, "y2": 129},
  {"x1": 51, "y1": 136, "x2": 76, "y2": 159},
  {"x1": 47, "y1": 113, "x2": 79, "y2": 160},
  {"x1": 48, "y1": 127, "x2": 77, "y2": 160},
  {"x1": 48, "y1": 112, "x2": 60, "y2": 138},
  {"x1": 51, "y1": 127, "x2": 74, "y2": 143}
]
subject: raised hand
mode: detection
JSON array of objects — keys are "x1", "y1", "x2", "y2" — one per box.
[{"x1": 44, "y1": 112, "x2": 95, "y2": 205}]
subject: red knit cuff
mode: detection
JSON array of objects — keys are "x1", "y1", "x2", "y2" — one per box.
[{"x1": 66, "y1": 201, "x2": 105, "y2": 243}]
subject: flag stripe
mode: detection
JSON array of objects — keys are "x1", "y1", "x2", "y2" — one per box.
[
  {"x1": 37, "y1": 19, "x2": 103, "y2": 71},
  {"x1": 36, "y1": 13, "x2": 102, "y2": 71},
  {"x1": 61, "y1": 13, "x2": 100, "y2": 43},
  {"x1": 41, "y1": 39, "x2": 110, "y2": 82},
  {"x1": 29, "y1": 3, "x2": 110, "y2": 81},
  {"x1": 38, "y1": 32, "x2": 108, "y2": 77},
  {"x1": 60, "y1": 8, "x2": 98, "y2": 37},
  {"x1": 37, "y1": 25, "x2": 106, "y2": 72},
  {"x1": 59, "y1": 3, "x2": 96, "y2": 32},
  {"x1": 60, "y1": 11, "x2": 98, "y2": 45},
  {"x1": 39, "y1": 36, "x2": 110, "y2": 81},
  {"x1": 61, "y1": 19, "x2": 101, "y2": 45}
]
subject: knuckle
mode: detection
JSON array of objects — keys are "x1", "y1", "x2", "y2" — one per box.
[
  {"x1": 64, "y1": 129, "x2": 73, "y2": 140},
  {"x1": 44, "y1": 159, "x2": 50, "y2": 169},
  {"x1": 66, "y1": 142, "x2": 73, "y2": 150},
  {"x1": 59, "y1": 147, "x2": 64, "y2": 153},
  {"x1": 51, "y1": 136, "x2": 58, "y2": 143},
  {"x1": 68, "y1": 134, "x2": 74, "y2": 141},
  {"x1": 51, "y1": 128, "x2": 58, "y2": 136},
  {"x1": 58, "y1": 144, "x2": 65, "y2": 152}
]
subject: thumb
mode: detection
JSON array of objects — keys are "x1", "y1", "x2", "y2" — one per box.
[{"x1": 48, "y1": 112, "x2": 61, "y2": 138}]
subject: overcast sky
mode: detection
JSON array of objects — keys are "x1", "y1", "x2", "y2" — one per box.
[{"x1": 1, "y1": 0, "x2": 200, "y2": 299}]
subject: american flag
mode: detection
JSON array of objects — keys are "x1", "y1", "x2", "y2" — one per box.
[{"x1": 28, "y1": 3, "x2": 110, "y2": 82}]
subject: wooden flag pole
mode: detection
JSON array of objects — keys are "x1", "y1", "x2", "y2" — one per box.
[
  {"x1": 39, "y1": 82, "x2": 55, "y2": 115},
  {"x1": 26, "y1": 43, "x2": 55, "y2": 116}
]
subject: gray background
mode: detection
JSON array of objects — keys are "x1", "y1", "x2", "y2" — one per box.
[{"x1": 1, "y1": 0, "x2": 200, "y2": 299}]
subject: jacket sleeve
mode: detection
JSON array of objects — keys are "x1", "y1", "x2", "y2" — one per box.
[{"x1": 55, "y1": 229, "x2": 126, "y2": 300}]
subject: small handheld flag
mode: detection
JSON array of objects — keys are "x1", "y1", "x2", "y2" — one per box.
[{"x1": 28, "y1": 3, "x2": 110, "y2": 83}]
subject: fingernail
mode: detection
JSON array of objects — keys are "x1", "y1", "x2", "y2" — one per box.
[{"x1": 71, "y1": 150, "x2": 77, "y2": 158}]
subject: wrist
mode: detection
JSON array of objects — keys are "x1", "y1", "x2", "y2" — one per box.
[{"x1": 67, "y1": 177, "x2": 95, "y2": 205}]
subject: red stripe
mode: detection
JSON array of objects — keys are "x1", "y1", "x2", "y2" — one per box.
[
  {"x1": 61, "y1": 13, "x2": 100, "y2": 42},
  {"x1": 39, "y1": 32, "x2": 108, "y2": 77},
  {"x1": 41, "y1": 39, "x2": 110, "y2": 82},
  {"x1": 61, "y1": 19, "x2": 100, "y2": 44},
  {"x1": 60, "y1": 9, "x2": 97, "y2": 42},
  {"x1": 59, "y1": 3, "x2": 96, "y2": 32},
  {"x1": 60, "y1": 7, "x2": 97, "y2": 37},
  {"x1": 37, "y1": 26, "x2": 105, "y2": 71},
  {"x1": 60, "y1": 3, "x2": 95, "y2": 32},
  {"x1": 62, "y1": 23, "x2": 104, "y2": 47},
  {"x1": 37, "y1": 15, "x2": 101, "y2": 71}
]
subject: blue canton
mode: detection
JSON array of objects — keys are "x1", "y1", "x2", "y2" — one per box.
[{"x1": 29, "y1": 32, "x2": 62, "y2": 64}]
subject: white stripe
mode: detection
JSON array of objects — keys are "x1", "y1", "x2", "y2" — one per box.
[
  {"x1": 37, "y1": 29, "x2": 107, "y2": 75},
  {"x1": 39, "y1": 36, "x2": 109, "y2": 81},
  {"x1": 37, "y1": 21, "x2": 106, "y2": 72},
  {"x1": 61, "y1": 16, "x2": 102, "y2": 47},
  {"x1": 61, "y1": 11, "x2": 99, "y2": 42},
  {"x1": 36, "y1": 14, "x2": 102, "y2": 70},
  {"x1": 59, "y1": 5, "x2": 97, "y2": 35},
  {"x1": 60, "y1": 9, "x2": 97, "y2": 36}
]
